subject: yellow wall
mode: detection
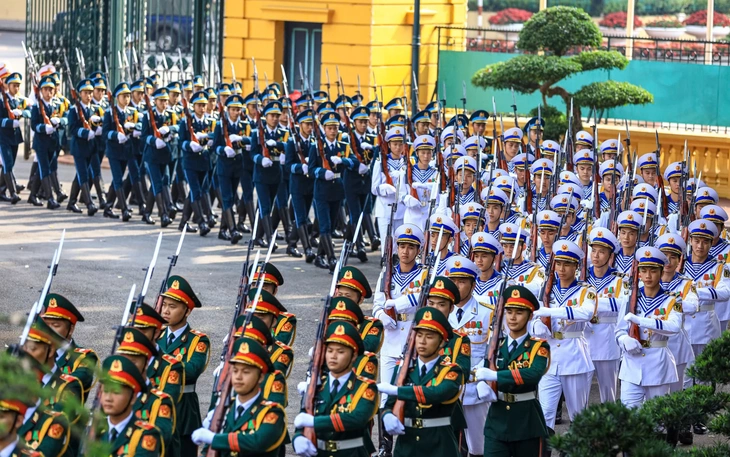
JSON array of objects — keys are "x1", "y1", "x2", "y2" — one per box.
[{"x1": 223, "y1": 0, "x2": 467, "y2": 108}]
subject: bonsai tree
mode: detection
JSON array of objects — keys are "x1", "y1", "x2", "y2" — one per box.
[{"x1": 472, "y1": 6, "x2": 653, "y2": 133}]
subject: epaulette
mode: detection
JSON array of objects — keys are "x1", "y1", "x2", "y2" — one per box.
[
  {"x1": 190, "y1": 329, "x2": 208, "y2": 337},
  {"x1": 46, "y1": 409, "x2": 64, "y2": 418},
  {"x1": 60, "y1": 373, "x2": 79, "y2": 383},
  {"x1": 364, "y1": 316, "x2": 377, "y2": 322},
  {"x1": 150, "y1": 388, "x2": 171, "y2": 400},
  {"x1": 612, "y1": 271, "x2": 627, "y2": 278},
  {"x1": 364, "y1": 351, "x2": 376, "y2": 357},
  {"x1": 478, "y1": 301, "x2": 495, "y2": 310},
  {"x1": 454, "y1": 329, "x2": 467, "y2": 337},
  {"x1": 356, "y1": 375, "x2": 376, "y2": 384},
  {"x1": 439, "y1": 361, "x2": 458, "y2": 367},
  {"x1": 530, "y1": 336, "x2": 546, "y2": 342},
  {"x1": 669, "y1": 291, "x2": 682, "y2": 298},
  {"x1": 134, "y1": 420, "x2": 155, "y2": 431},
  {"x1": 162, "y1": 354, "x2": 180, "y2": 365},
  {"x1": 261, "y1": 400, "x2": 283, "y2": 409},
  {"x1": 74, "y1": 348, "x2": 93, "y2": 354},
  {"x1": 281, "y1": 312, "x2": 296, "y2": 318},
  {"x1": 274, "y1": 341, "x2": 292, "y2": 351}
]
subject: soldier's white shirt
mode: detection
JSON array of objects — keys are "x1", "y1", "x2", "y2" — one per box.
[
  {"x1": 449, "y1": 296, "x2": 494, "y2": 406},
  {"x1": 661, "y1": 273, "x2": 698, "y2": 367},
  {"x1": 708, "y1": 239, "x2": 730, "y2": 322},
  {"x1": 371, "y1": 155, "x2": 408, "y2": 219},
  {"x1": 585, "y1": 267, "x2": 627, "y2": 361},
  {"x1": 529, "y1": 280, "x2": 596, "y2": 376},
  {"x1": 682, "y1": 257, "x2": 730, "y2": 344},
  {"x1": 473, "y1": 270, "x2": 504, "y2": 307},
  {"x1": 372, "y1": 264, "x2": 426, "y2": 358},
  {"x1": 615, "y1": 289, "x2": 681, "y2": 386},
  {"x1": 504, "y1": 260, "x2": 545, "y2": 298},
  {"x1": 404, "y1": 164, "x2": 438, "y2": 230}
]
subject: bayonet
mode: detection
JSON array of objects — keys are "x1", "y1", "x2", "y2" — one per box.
[
  {"x1": 325, "y1": 68, "x2": 331, "y2": 99},
  {"x1": 510, "y1": 87, "x2": 518, "y2": 127}
]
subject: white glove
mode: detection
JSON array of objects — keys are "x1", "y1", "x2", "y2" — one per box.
[
  {"x1": 266, "y1": 139, "x2": 277, "y2": 147},
  {"x1": 117, "y1": 133, "x2": 128, "y2": 144},
  {"x1": 358, "y1": 163, "x2": 368, "y2": 175},
  {"x1": 377, "y1": 383, "x2": 398, "y2": 396},
  {"x1": 190, "y1": 141, "x2": 204, "y2": 153},
  {"x1": 532, "y1": 308, "x2": 554, "y2": 319},
  {"x1": 191, "y1": 428, "x2": 214, "y2": 445},
  {"x1": 229, "y1": 134, "x2": 243, "y2": 143},
  {"x1": 383, "y1": 413, "x2": 405, "y2": 436},
  {"x1": 619, "y1": 335, "x2": 642, "y2": 355},
  {"x1": 44, "y1": 124, "x2": 55, "y2": 135},
  {"x1": 155, "y1": 138, "x2": 166, "y2": 149},
  {"x1": 297, "y1": 381, "x2": 309, "y2": 395},
  {"x1": 95, "y1": 126, "x2": 102, "y2": 136},
  {"x1": 360, "y1": 142, "x2": 373, "y2": 150},
  {"x1": 341, "y1": 132, "x2": 349, "y2": 142},
  {"x1": 403, "y1": 195, "x2": 420, "y2": 208},
  {"x1": 12, "y1": 119, "x2": 19, "y2": 128},
  {"x1": 50, "y1": 117, "x2": 60, "y2": 126},
  {"x1": 133, "y1": 130, "x2": 141, "y2": 138},
  {"x1": 331, "y1": 156, "x2": 342, "y2": 165},
  {"x1": 293, "y1": 413, "x2": 314, "y2": 429},
  {"x1": 158, "y1": 125, "x2": 170, "y2": 136},
  {"x1": 225, "y1": 146, "x2": 236, "y2": 158},
  {"x1": 202, "y1": 409, "x2": 214, "y2": 429},
  {"x1": 325, "y1": 170, "x2": 335, "y2": 181},
  {"x1": 124, "y1": 122, "x2": 136, "y2": 130},
  {"x1": 262, "y1": 157, "x2": 273, "y2": 168},
  {"x1": 308, "y1": 346, "x2": 314, "y2": 358},
  {"x1": 89, "y1": 115, "x2": 101, "y2": 124},
  {"x1": 379, "y1": 183, "x2": 396, "y2": 196},
  {"x1": 376, "y1": 311, "x2": 397, "y2": 330},
  {"x1": 279, "y1": 154, "x2": 286, "y2": 165},
  {"x1": 623, "y1": 312, "x2": 640, "y2": 325},
  {"x1": 476, "y1": 382, "x2": 497, "y2": 403},
  {"x1": 207, "y1": 139, "x2": 214, "y2": 147},
  {"x1": 196, "y1": 132, "x2": 209, "y2": 142},
  {"x1": 475, "y1": 367, "x2": 498, "y2": 382},
  {"x1": 384, "y1": 299, "x2": 396, "y2": 310},
  {"x1": 11, "y1": 109, "x2": 22, "y2": 117},
  {"x1": 302, "y1": 164, "x2": 309, "y2": 175},
  {"x1": 293, "y1": 436, "x2": 317, "y2": 457},
  {"x1": 59, "y1": 117, "x2": 68, "y2": 127},
  {"x1": 87, "y1": 130, "x2": 96, "y2": 141},
  {"x1": 532, "y1": 320, "x2": 551, "y2": 339}
]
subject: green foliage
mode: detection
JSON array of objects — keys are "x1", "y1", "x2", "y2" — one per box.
[
  {"x1": 573, "y1": 81, "x2": 653, "y2": 110},
  {"x1": 569, "y1": 50, "x2": 628, "y2": 71},
  {"x1": 468, "y1": 0, "x2": 540, "y2": 13},
  {"x1": 550, "y1": 401, "x2": 671, "y2": 457},
  {"x1": 529, "y1": 105, "x2": 566, "y2": 142},
  {"x1": 642, "y1": 385, "x2": 730, "y2": 431},
  {"x1": 708, "y1": 411, "x2": 730, "y2": 437},
  {"x1": 518, "y1": 6, "x2": 602, "y2": 57},
  {"x1": 687, "y1": 331, "x2": 730, "y2": 385},
  {"x1": 471, "y1": 55, "x2": 582, "y2": 93},
  {"x1": 675, "y1": 444, "x2": 730, "y2": 457}
]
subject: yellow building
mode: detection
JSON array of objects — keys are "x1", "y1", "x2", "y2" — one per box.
[{"x1": 223, "y1": 0, "x2": 467, "y2": 107}]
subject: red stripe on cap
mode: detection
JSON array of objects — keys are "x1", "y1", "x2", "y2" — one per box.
[
  {"x1": 42, "y1": 308, "x2": 78, "y2": 325},
  {"x1": 163, "y1": 288, "x2": 194, "y2": 309},
  {"x1": 338, "y1": 279, "x2": 366, "y2": 297}
]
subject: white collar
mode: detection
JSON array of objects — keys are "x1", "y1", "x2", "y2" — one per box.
[
  {"x1": 167, "y1": 324, "x2": 188, "y2": 342},
  {"x1": 234, "y1": 391, "x2": 260, "y2": 416},
  {"x1": 507, "y1": 333, "x2": 529, "y2": 350},
  {"x1": 193, "y1": 113, "x2": 206, "y2": 122},
  {"x1": 328, "y1": 371, "x2": 352, "y2": 393},
  {"x1": 23, "y1": 398, "x2": 41, "y2": 423},
  {"x1": 417, "y1": 357, "x2": 439, "y2": 375},
  {"x1": 326, "y1": 138, "x2": 338, "y2": 148},
  {"x1": 106, "y1": 410, "x2": 134, "y2": 438},
  {"x1": 0, "y1": 439, "x2": 19, "y2": 457}
]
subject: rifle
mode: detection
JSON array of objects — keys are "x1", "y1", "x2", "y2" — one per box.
[
  {"x1": 153, "y1": 229, "x2": 187, "y2": 312},
  {"x1": 325, "y1": 68, "x2": 331, "y2": 99},
  {"x1": 143, "y1": 89, "x2": 163, "y2": 139},
  {"x1": 486, "y1": 221, "x2": 522, "y2": 392},
  {"x1": 391, "y1": 226, "x2": 445, "y2": 422},
  {"x1": 461, "y1": 81, "x2": 469, "y2": 136},
  {"x1": 202, "y1": 53, "x2": 210, "y2": 86},
  {"x1": 343, "y1": 200, "x2": 368, "y2": 266},
  {"x1": 75, "y1": 48, "x2": 87, "y2": 79},
  {"x1": 335, "y1": 66, "x2": 342, "y2": 99},
  {"x1": 654, "y1": 131, "x2": 669, "y2": 218},
  {"x1": 35, "y1": 229, "x2": 66, "y2": 317},
  {"x1": 61, "y1": 53, "x2": 90, "y2": 131},
  {"x1": 283, "y1": 65, "x2": 308, "y2": 165},
  {"x1": 677, "y1": 142, "x2": 690, "y2": 232},
  {"x1": 510, "y1": 87, "x2": 519, "y2": 128},
  {"x1": 435, "y1": 93, "x2": 447, "y2": 193},
  {"x1": 131, "y1": 47, "x2": 140, "y2": 80},
  {"x1": 539, "y1": 198, "x2": 571, "y2": 331},
  {"x1": 0, "y1": 72, "x2": 16, "y2": 122},
  {"x1": 592, "y1": 112, "x2": 601, "y2": 219},
  {"x1": 129, "y1": 232, "x2": 164, "y2": 326},
  {"x1": 181, "y1": 93, "x2": 199, "y2": 146},
  {"x1": 421, "y1": 176, "x2": 442, "y2": 264},
  {"x1": 565, "y1": 98, "x2": 574, "y2": 172},
  {"x1": 252, "y1": 58, "x2": 271, "y2": 160},
  {"x1": 380, "y1": 171, "x2": 401, "y2": 321},
  {"x1": 412, "y1": 71, "x2": 421, "y2": 113},
  {"x1": 122, "y1": 51, "x2": 132, "y2": 83},
  {"x1": 160, "y1": 53, "x2": 170, "y2": 85},
  {"x1": 22, "y1": 42, "x2": 50, "y2": 126},
  {"x1": 302, "y1": 245, "x2": 346, "y2": 445},
  {"x1": 627, "y1": 201, "x2": 650, "y2": 342},
  {"x1": 492, "y1": 97, "x2": 507, "y2": 170},
  {"x1": 104, "y1": 57, "x2": 124, "y2": 135},
  {"x1": 453, "y1": 162, "x2": 464, "y2": 250}
]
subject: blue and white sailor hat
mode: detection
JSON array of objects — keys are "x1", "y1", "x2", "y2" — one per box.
[{"x1": 589, "y1": 227, "x2": 619, "y2": 253}]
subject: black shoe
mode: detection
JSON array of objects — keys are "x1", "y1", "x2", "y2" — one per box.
[
  {"x1": 218, "y1": 229, "x2": 231, "y2": 241},
  {"x1": 161, "y1": 214, "x2": 172, "y2": 228},
  {"x1": 254, "y1": 238, "x2": 268, "y2": 248},
  {"x1": 66, "y1": 202, "x2": 82, "y2": 213},
  {"x1": 693, "y1": 423, "x2": 708, "y2": 435},
  {"x1": 28, "y1": 196, "x2": 44, "y2": 207},
  {"x1": 332, "y1": 229, "x2": 344, "y2": 239},
  {"x1": 237, "y1": 221, "x2": 251, "y2": 233},
  {"x1": 179, "y1": 222, "x2": 198, "y2": 233},
  {"x1": 10, "y1": 194, "x2": 21, "y2": 205},
  {"x1": 371, "y1": 237, "x2": 381, "y2": 252},
  {"x1": 46, "y1": 198, "x2": 60, "y2": 210},
  {"x1": 328, "y1": 258, "x2": 337, "y2": 274},
  {"x1": 230, "y1": 230, "x2": 242, "y2": 245},
  {"x1": 356, "y1": 248, "x2": 368, "y2": 263},
  {"x1": 56, "y1": 191, "x2": 67, "y2": 204},
  {"x1": 122, "y1": 209, "x2": 132, "y2": 222},
  {"x1": 314, "y1": 255, "x2": 329, "y2": 269},
  {"x1": 103, "y1": 206, "x2": 119, "y2": 219},
  {"x1": 276, "y1": 232, "x2": 284, "y2": 241},
  {"x1": 305, "y1": 248, "x2": 316, "y2": 264},
  {"x1": 16, "y1": 184, "x2": 25, "y2": 193},
  {"x1": 141, "y1": 213, "x2": 156, "y2": 225},
  {"x1": 678, "y1": 427, "x2": 693, "y2": 445},
  {"x1": 199, "y1": 222, "x2": 210, "y2": 237},
  {"x1": 87, "y1": 203, "x2": 98, "y2": 217},
  {"x1": 286, "y1": 245, "x2": 302, "y2": 258},
  {"x1": 0, "y1": 194, "x2": 10, "y2": 202}
]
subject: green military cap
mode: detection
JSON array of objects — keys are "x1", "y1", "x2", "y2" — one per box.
[
  {"x1": 324, "y1": 321, "x2": 364, "y2": 355},
  {"x1": 27, "y1": 316, "x2": 65, "y2": 347},
  {"x1": 428, "y1": 276, "x2": 461, "y2": 304},
  {"x1": 251, "y1": 262, "x2": 284, "y2": 287},
  {"x1": 41, "y1": 293, "x2": 84, "y2": 324},
  {"x1": 337, "y1": 266, "x2": 372, "y2": 299},
  {"x1": 102, "y1": 355, "x2": 147, "y2": 395},
  {"x1": 327, "y1": 296, "x2": 364, "y2": 325},
  {"x1": 234, "y1": 314, "x2": 274, "y2": 346},
  {"x1": 230, "y1": 337, "x2": 274, "y2": 374},
  {"x1": 503, "y1": 285, "x2": 540, "y2": 312},
  {"x1": 130, "y1": 302, "x2": 167, "y2": 329},
  {"x1": 161, "y1": 275, "x2": 201, "y2": 309},
  {"x1": 116, "y1": 327, "x2": 158, "y2": 360},
  {"x1": 413, "y1": 307, "x2": 452, "y2": 341},
  {"x1": 7, "y1": 346, "x2": 49, "y2": 377},
  {"x1": 246, "y1": 289, "x2": 287, "y2": 316}
]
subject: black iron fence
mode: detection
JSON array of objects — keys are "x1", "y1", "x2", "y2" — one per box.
[{"x1": 437, "y1": 26, "x2": 730, "y2": 66}]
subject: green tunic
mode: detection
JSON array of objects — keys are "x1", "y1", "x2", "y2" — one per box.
[
  {"x1": 97, "y1": 418, "x2": 163, "y2": 457},
  {"x1": 359, "y1": 316, "x2": 384, "y2": 354},
  {"x1": 133, "y1": 388, "x2": 177, "y2": 455},
  {"x1": 273, "y1": 313, "x2": 297, "y2": 346},
  {"x1": 20, "y1": 408, "x2": 71, "y2": 457},
  {"x1": 147, "y1": 353, "x2": 185, "y2": 404},
  {"x1": 55, "y1": 340, "x2": 99, "y2": 398}
]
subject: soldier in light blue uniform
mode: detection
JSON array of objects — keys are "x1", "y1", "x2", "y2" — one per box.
[
  {"x1": 286, "y1": 107, "x2": 317, "y2": 263},
  {"x1": 66, "y1": 78, "x2": 101, "y2": 217},
  {"x1": 29, "y1": 75, "x2": 63, "y2": 209},
  {"x1": 88, "y1": 76, "x2": 109, "y2": 209},
  {"x1": 0, "y1": 71, "x2": 28, "y2": 204}
]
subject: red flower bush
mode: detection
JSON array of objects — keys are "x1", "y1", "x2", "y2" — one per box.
[
  {"x1": 489, "y1": 8, "x2": 533, "y2": 25},
  {"x1": 683, "y1": 10, "x2": 730, "y2": 27},
  {"x1": 599, "y1": 12, "x2": 643, "y2": 28}
]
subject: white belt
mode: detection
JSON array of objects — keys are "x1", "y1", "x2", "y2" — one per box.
[
  {"x1": 183, "y1": 384, "x2": 196, "y2": 393},
  {"x1": 404, "y1": 417, "x2": 451, "y2": 428},
  {"x1": 552, "y1": 331, "x2": 583, "y2": 340},
  {"x1": 317, "y1": 437, "x2": 363, "y2": 451},
  {"x1": 590, "y1": 315, "x2": 617, "y2": 324},
  {"x1": 640, "y1": 340, "x2": 668, "y2": 348},
  {"x1": 498, "y1": 391, "x2": 537, "y2": 403},
  {"x1": 699, "y1": 304, "x2": 715, "y2": 312},
  {"x1": 333, "y1": 173, "x2": 341, "y2": 179}
]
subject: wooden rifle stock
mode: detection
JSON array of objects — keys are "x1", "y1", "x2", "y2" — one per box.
[
  {"x1": 143, "y1": 92, "x2": 162, "y2": 139},
  {"x1": 0, "y1": 79, "x2": 15, "y2": 121},
  {"x1": 181, "y1": 97, "x2": 199, "y2": 145},
  {"x1": 219, "y1": 104, "x2": 233, "y2": 149},
  {"x1": 313, "y1": 117, "x2": 331, "y2": 171}
]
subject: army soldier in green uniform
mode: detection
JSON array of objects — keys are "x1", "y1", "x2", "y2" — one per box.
[
  {"x1": 473, "y1": 286, "x2": 550, "y2": 457},
  {"x1": 0, "y1": 397, "x2": 39, "y2": 457},
  {"x1": 40, "y1": 293, "x2": 99, "y2": 398},
  {"x1": 334, "y1": 266, "x2": 383, "y2": 353},
  {"x1": 292, "y1": 321, "x2": 379, "y2": 457},
  {"x1": 157, "y1": 275, "x2": 210, "y2": 457},
  {"x1": 192, "y1": 338, "x2": 288, "y2": 457},
  {"x1": 245, "y1": 286, "x2": 297, "y2": 349},
  {"x1": 96, "y1": 356, "x2": 163, "y2": 457},
  {"x1": 251, "y1": 262, "x2": 298, "y2": 346},
  {"x1": 378, "y1": 307, "x2": 464, "y2": 457},
  {"x1": 129, "y1": 302, "x2": 185, "y2": 404},
  {"x1": 116, "y1": 327, "x2": 177, "y2": 454},
  {"x1": 326, "y1": 297, "x2": 380, "y2": 381}
]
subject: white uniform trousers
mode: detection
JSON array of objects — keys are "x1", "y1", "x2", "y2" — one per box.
[
  {"x1": 621, "y1": 382, "x2": 670, "y2": 408},
  {"x1": 670, "y1": 363, "x2": 688, "y2": 394},
  {"x1": 721, "y1": 320, "x2": 729, "y2": 332},
  {"x1": 463, "y1": 403, "x2": 489, "y2": 455},
  {"x1": 591, "y1": 359, "x2": 619, "y2": 403},
  {"x1": 377, "y1": 217, "x2": 404, "y2": 258},
  {"x1": 538, "y1": 371, "x2": 593, "y2": 430},
  {"x1": 379, "y1": 354, "x2": 399, "y2": 408},
  {"x1": 684, "y1": 344, "x2": 709, "y2": 389}
]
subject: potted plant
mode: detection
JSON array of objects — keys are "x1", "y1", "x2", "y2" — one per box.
[
  {"x1": 489, "y1": 8, "x2": 533, "y2": 39},
  {"x1": 599, "y1": 12, "x2": 643, "y2": 46},
  {"x1": 644, "y1": 18, "x2": 687, "y2": 39},
  {"x1": 683, "y1": 10, "x2": 730, "y2": 39}
]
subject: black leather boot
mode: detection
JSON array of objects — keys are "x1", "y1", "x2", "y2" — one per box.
[
  {"x1": 117, "y1": 188, "x2": 131, "y2": 221},
  {"x1": 262, "y1": 215, "x2": 278, "y2": 251},
  {"x1": 65, "y1": 179, "x2": 82, "y2": 212},
  {"x1": 103, "y1": 187, "x2": 119, "y2": 219},
  {"x1": 27, "y1": 173, "x2": 43, "y2": 206},
  {"x1": 42, "y1": 177, "x2": 60, "y2": 209},
  {"x1": 156, "y1": 193, "x2": 172, "y2": 228},
  {"x1": 298, "y1": 225, "x2": 316, "y2": 263},
  {"x1": 163, "y1": 187, "x2": 177, "y2": 220},
  {"x1": 364, "y1": 214, "x2": 380, "y2": 252},
  {"x1": 138, "y1": 184, "x2": 155, "y2": 224},
  {"x1": 236, "y1": 200, "x2": 251, "y2": 233},
  {"x1": 4, "y1": 173, "x2": 21, "y2": 204},
  {"x1": 93, "y1": 175, "x2": 106, "y2": 209},
  {"x1": 177, "y1": 198, "x2": 198, "y2": 233},
  {"x1": 355, "y1": 229, "x2": 368, "y2": 263},
  {"x1": 192, "y1": 200, "x2": 210, "y2": 236},
  {"x1": 314, "y1": 241, "x2": 329, "y2": 269},
  {"x1": 80, "y1": 183, "x2": 98, "y2": 216},
  {"x1": 202, "y1": 194, "x2": 216, "y2": 228},
  {"x1": 321, "y1": 234, "x2": 337, "y2": 273},
  {"x1": 225, "y1": 208, "x2": 242, "y2": 244},
  {"x1": 50, "y1": 172, "x2": 67, "y2": 203}
]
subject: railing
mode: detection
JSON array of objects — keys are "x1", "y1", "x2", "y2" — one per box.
[{"x1": 437, "y1": 26, "x2": 730, "y2": 65}]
